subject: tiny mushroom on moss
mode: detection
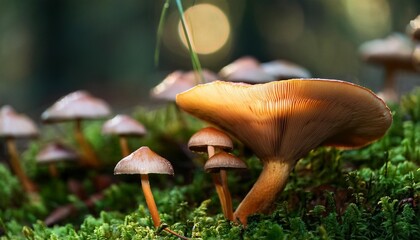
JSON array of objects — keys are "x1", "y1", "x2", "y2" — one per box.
[
  {"x1": 36, "y1": 142, "x2": 78, "y2": 178},
  {"x1": 204, "y1": 151, "x2": 247, "y2": 221},
  {"x1": 359, "y1": 33, "x2": 416, "y2": 102},
  {"x1": 114, "y1": 146, "x2": 173, "y2": 227},
  {"x1": 188, "y1": 127, "x2": 233, "y2": 219},
  {"x1": 102, "y1": 114, "x2": 147, "y2": 157},
  {"x1": 0, "y1": 105, "x2": 39, "y2": 193},
  {"x1": 176, "y1": 79, "x2": 392, "y2": 225},
  {"x1": 41, "y1": 90, "x2": 111, "y2": 168}
]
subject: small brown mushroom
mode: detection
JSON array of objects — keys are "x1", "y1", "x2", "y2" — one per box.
[
  {"x1": 188, "y1": 127, "x2": 233, "y2": 219},
  {"x1": 360, "y1": 33, "x2": 416, "y2": 102},
  {"x1": 41, "y1": 90, "x2": 111, "y2": 168},
  {"x1": 102, "y1": 114, "x2": 147, "y2": 157},
  {"x1": 176, "y1": 79, "x2": 392, "y2": 225},
  {"x1": 204, "y1": 151, "x2": 247, "y2": 221},
  {"x1": 0, "y1": 105, "x2": 38, "y2": 193},
  {"x1": 36, "y1": 142, "x2": 78, "y2": 178},
  {"x1": 114, "y1": 146, "x2": 174, "y2": 227}
]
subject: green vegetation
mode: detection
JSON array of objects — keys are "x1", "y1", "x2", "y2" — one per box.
[{"x1": 1, "y1": 89, "x2": 419, "y2": 239}]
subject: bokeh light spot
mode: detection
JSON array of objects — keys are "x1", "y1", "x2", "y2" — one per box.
[{"x1": 178, "y1": 4, "x2": 230, "y2": 55}]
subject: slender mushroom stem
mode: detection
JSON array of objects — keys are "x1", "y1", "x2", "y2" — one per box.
[
  {"x1": 74, "y1": 119, "x2": 100, "y2": 167},
  {"x1": 48, "y1": 163, "x2": 59, "y2": 178},
  {"x1": 140, "y1": 174, "x2": 161, "y2": 227},
  {"x1": 6, "y1": 137, "x2": 37, "y2": 193},
  {"x1": 234, "y1": 159, "x2": 294, "y2": 226},
  {"x1": 118, "y1": 136, "x2": 130, "y2": 157},
  {"x1": 383, "y1": 67, "x2": 397, "y2": 101},
  {"x1": 163, "y1": 228, "x2": 190, "y2": 240},
  {"x1": 207, "y1": 146, "x2": 228, "y2": 217},
  {"x1": 220, "y1": 169, "x2": 234, "y2": 221}
]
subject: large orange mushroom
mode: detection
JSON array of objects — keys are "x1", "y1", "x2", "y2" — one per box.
[{"x1": 176, "y1": 79, "x2": 392, "y2": 225}]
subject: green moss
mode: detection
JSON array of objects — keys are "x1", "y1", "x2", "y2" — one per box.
[{"x1": 1, "y1": 89, "x2": 420, "y2": 239}]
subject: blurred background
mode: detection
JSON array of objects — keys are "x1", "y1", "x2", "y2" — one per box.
[{"x1": 1, "y1": 0, "x2": 420, "y2": 119}]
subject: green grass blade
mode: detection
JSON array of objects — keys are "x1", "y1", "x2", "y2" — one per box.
[
  {"x1": 154, "y1": 0, "x2": 171, "y2": 66},
  {"x1": 175, "y1": 0, "x2": 204, "y2": 84}
]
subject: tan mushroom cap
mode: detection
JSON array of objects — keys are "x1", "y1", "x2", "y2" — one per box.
[
  {"x1": 188, "y1": 127, "x2": 233, "y2": 153},
  {"x1": 102, "y1": 114, "x2": 147, "y2": 136},
  {"x1": 41, "y1": 90, "x2": 111, "y2": 123},
  {"x1": 0, "y1": 105, "x2": 39, "y2": 138},
  {"x1": 407, "y1": 15, "x2": 420, "y2": 41},
  {"x1": 36, "y1": 142, "x2": 78, "y2": 164},
  {"x1": 219, "y1": 56, "x2": 275, "y2": 84},
  {"x1": 114, "y1": 146, "x2": 174, "y2": 175},
  {"x1": 151, "y1": 69, "x2": 218, "y2": 101},
  {"x1": 176, "y1": 79, "x2": 392, "y2": 161},
  {"x1": 261, "y1": 60, "x2": 311, "y2": 79},
  {"x1": 204, "y1": 151, "x2": 247, "y2": 172},
  {"x1": 359, "y1": 33, "x2": 415, "y2": 70}
]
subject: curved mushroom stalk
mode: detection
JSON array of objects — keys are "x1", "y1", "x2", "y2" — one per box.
[
  {"x1": 234, "y1": 160, "x2": 292, "y2": 225},
  {"x1": 75, "y1": 119, "x2": 100, "y2": 168}
]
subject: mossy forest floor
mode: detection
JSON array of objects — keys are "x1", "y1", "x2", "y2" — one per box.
[{"x1": 1, "y1": 89, "x2": 420, "y2": 240}]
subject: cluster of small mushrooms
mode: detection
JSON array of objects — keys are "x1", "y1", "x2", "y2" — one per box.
[{"x1": 7, "y1": 15, "x2": 418, "y2": 239}]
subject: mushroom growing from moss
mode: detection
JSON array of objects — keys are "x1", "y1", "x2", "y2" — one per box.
[
  {"x1": 102, "y1": 114, "x2": 147, "y2": 157},
  {"x1": 176, "y1": 79, "x2": 392, "y2": 225},
  {"x1": 36, "y1": 142, "x2": 78, "y2": 178},
  {"x1": 0, "y1": 105, "x2": 39, "y2": 193},
  {"x1": 41, "y1": 90, "x2": 111, "y2": 168},
  {"x1": 360, "y1": 33, "x2": 416, "y2": 102},
  {"x1": 188, "y1": 127, "x2": 233, "y2": 218},
  {"x1": 114, "y1": 147, "x2": 172, "y2": 226},
  {"x1": 204, "y1": 151, "x2": 247, "y2": 221}
]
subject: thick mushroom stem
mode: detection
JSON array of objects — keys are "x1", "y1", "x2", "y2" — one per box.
[
  {"x1": 118, "y1": 136, "x2": 130, "y2": 157},
  {"x1": 140, "y1": 174, "x2": 161, "y2": 227},
  {"x1": 234, "y1": 159, "x2": 293, "y2": 225},
  {"x1": 6, "y1": 138, "x2": 37, "y2": 193},
  {"x1": 208, "y1": 146, "x2": 228, "y2": 217},
  {"x1": 74, "y1": 119, "x2": 100, "y2": 167}
]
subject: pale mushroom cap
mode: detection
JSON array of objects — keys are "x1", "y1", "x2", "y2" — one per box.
[
  {"x1": 41, "y1": 90, "x2": 111, "y2": 123},
  {"x1": 359, "y1": 33, "x2": 414, "y2": 68},
  {"x1": 204, "y1": 151, "x2": 247, "y2": 172},
  {"x1": 102, "y1": 114, "x2": 147, "y2": 136},
  {"x1": 261, "y1": 60, "x2": 311, "y2": 79},
  {"x1": 36, "y1": 142, "x2": 78, "y2": 164},
  {"x1": 407, "y1": 15, "x2": 420, "y2": 41},
  {"x1": 114, "y1": 146, "x2": 174, "y2": 175},
  {"x1": 188, "y1": 127, "x2": 233, "y2": 153},
  {"x1": 219, "y1": 56, "x2": 275, "y2": 84},
  {"x1": 151, "y1": 69, "x2": 218, "y2": 101},
  {"x1": 176, "y1": 79, "x2": 392, "y2": 162},
  {"x1": 0, "y1": 105, "x2": 39, "y2": 138}
]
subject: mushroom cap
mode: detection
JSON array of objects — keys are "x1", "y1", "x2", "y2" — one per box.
[
  {"x1": 36, "y1": 142, "x2": 78, "y2": 164},
  {"x1": 41, "y1": 90, "x2": 111, "y2": 123},
  {"x1": 151, "y1": 69, "x2": 218, "y2": 101},
  {"x1": 407, "y1": 15, "x2": 420, "y2": 41},
  {"x1": 114, "y1": 146, "x2": 174, "y2": 175},
  {"x1": 102, "y1": 114, "x2": 147, "y2": 137},
  {"x1": 204, "y1": 151, "x2": 247, "y2": 172},
  {"x1": 261, "y1": 60, "x2": 311, "y2": 79},
  {"x1": 176, "y1": 79, "x2": 392, "y2": 162},
  {"x1": 359, "y1": 33, "x2": 415, "y2": 70},
  {"x1": 219, "y1": 56, "x2": 275, "y2": 84},
  {"x1": 0, "y1": 105, "x2": 39, "y2": 138},
  {"x1": 188, "y1": 127, "x2": 233, "y2": 153}
]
